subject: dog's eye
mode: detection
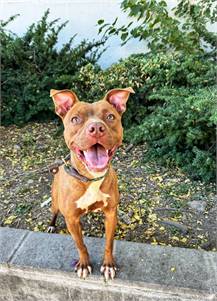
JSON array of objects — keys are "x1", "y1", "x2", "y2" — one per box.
[
  {"x1": 71, "y1": 116, "x2": 81, "y2": 124},
  {"x1": 107, "y1": 114, "x2": 115, "y2": 121}
]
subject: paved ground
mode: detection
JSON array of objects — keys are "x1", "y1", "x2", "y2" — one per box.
[{"x1": 0, "y1": 227, "x2": 216, "y2": 301}]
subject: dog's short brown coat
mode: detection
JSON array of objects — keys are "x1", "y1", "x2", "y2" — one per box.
[{"x1": 49, "y1": 87, "x2": 134, "y2": 280}]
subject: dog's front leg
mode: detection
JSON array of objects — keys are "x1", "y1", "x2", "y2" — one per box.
[
  {"x1": 66, "y1": 217, "x2": 91, "y2": 279},
  {"x1": 101, "y1": 207, "x2": 118, "y2": 280}
]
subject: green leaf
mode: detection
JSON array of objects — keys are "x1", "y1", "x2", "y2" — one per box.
[
  {"x1": 121, "y1": 32, "x2": 128, "y2": 41},
  {"x1": 97, "y1": 19, "x2": 104, "y2": 25}
]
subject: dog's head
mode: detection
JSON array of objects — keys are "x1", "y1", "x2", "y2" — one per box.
[{"x1": 50, "y1": 88, "x2": 134, "y2": 172}]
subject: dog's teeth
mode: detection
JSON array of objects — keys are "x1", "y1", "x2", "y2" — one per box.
[{"x1": 106, "y1": 150, "x2": 109, "y2": 154}]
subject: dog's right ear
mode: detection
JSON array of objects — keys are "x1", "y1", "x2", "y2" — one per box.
[{"x1": 50, "y1": 89, "x2": 79, "y2": 119}]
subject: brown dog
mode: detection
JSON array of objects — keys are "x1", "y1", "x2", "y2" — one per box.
[{"x1": 48, "y1": 87, "x2": 134, "y2": 280}]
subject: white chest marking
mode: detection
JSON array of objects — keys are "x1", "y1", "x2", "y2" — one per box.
[{"x1": 76, "y1": 178, "x2": 110, "y2": 210}]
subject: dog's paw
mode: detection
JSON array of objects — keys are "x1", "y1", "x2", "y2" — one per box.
[
  {"x1": 47, "y1": 226, "x2": 56, "y2": 233},
  {"x1": 100, "y1": 264, "x2": 117, "y2": 281},
  {"x1": 75, "y1": 261, "x2": 92, "y2": 279}
]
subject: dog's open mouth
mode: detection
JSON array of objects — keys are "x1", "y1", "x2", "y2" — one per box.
[{"x1": 75, "y1": 143, "x2": 116, "y2": 172}]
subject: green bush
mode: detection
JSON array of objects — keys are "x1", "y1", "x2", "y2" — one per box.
[
  {"x1": 71, "y1": 55, "x2": 147, "y2": 127},
  {"x1": 72, "y1": 51, "x2": 216, "y2": 124},
  {"x1": 98, "y1": 0, "x2": 217, "y2": 56},
  {"x1": 72, "y1": 52, "x2": 216, "y2": 181},
  {"x1": 1, "y1": 10, "x2": 104, "y2": 125},
  {"x1": 1, "y1": 9, "x2": 216, "y2": 182},
  {"x1": 126, "y1": 86, "x2": 217, "y2": 181}
]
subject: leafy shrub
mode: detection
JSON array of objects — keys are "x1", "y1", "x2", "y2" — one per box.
[
  {"x1": 72, "y1": 51, "x2": 216, "y2": 126},
  {"x1": 98, "y1": 0, "x2": 217, "y2": 56},
  {"x1": 126, "y1": 86, "x2": 217, "y2": 181},
  {"x1": 1, "y1": 10, "x2": 104, "y2": 125},
  {"x1": 95, "y1": 0, "x2": 217, "y2": 181},
  {"x1": 72, "y1": 52, "x2": 216, "y2": 181},
  {"x1": 71, "y1": 55, "x2": 147, "y2": 127},
  {"x1": 1, "y1": 8, "x2": 216, "y2": 182}
]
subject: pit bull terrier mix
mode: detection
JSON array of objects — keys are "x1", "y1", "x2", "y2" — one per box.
[{"x1": 49, "y1": 87, "x2": 134, "y2": 280}]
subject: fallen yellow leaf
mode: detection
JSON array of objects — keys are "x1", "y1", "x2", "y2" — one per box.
[
  {"x1": 170, "y1": 266, "x2": 176, "y2": 272},
  {"x1": 4, "y1": 215, "x2": 17, "y2": 225}
]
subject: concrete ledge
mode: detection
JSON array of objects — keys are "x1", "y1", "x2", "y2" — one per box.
[{"x1": 0, "y1": 227, "x2": 217, "y2": 301}]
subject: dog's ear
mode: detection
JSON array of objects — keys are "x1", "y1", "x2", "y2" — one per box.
[
  {"x1": 50, "y1": 89, "x2": 79, "y2": 119},
  {"x1": 105, "y1": 87, "x2": 135, "y2": 114}
]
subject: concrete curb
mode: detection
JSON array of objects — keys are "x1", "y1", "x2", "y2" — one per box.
[{"x1": 0, "y1": 227, "x2": 217, "y2": 301}]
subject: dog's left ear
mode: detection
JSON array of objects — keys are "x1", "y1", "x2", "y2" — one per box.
[
  {"x1": 105, "y1": 87, "x2": 135, "y2": 114},
  {"x1": 50, "y1": 89, "x2": 79, "y2": 119}
]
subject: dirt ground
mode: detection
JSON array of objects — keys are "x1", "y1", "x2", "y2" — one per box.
[{"x1": 0, "y1": 122, "x2": 216, "y2": 251}]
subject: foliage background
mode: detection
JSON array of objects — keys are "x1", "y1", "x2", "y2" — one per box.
[
  {"x1": 1, "y1": 1, "x2": 216, "y2": 182},
  {"x1": 1, "y1": 10, "x2": 104, "y2": 125}
]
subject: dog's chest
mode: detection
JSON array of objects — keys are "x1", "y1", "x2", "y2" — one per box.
[{"x1": 76, "y1": 179, "x2": 110, "y2": 212}]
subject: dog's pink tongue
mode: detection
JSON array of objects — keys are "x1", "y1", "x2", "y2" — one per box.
[{"x1": 83, "y1": 144, "x2": 109, "y2": 170}]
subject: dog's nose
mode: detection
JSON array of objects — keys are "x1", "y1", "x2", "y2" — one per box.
[{"x1": 87, "y1": 122, "x2": 106, "y2": 137}]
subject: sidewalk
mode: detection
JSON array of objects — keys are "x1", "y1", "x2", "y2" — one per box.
[{"x1": 0, "y1": 227, "x2": 216, "y2": 300}]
